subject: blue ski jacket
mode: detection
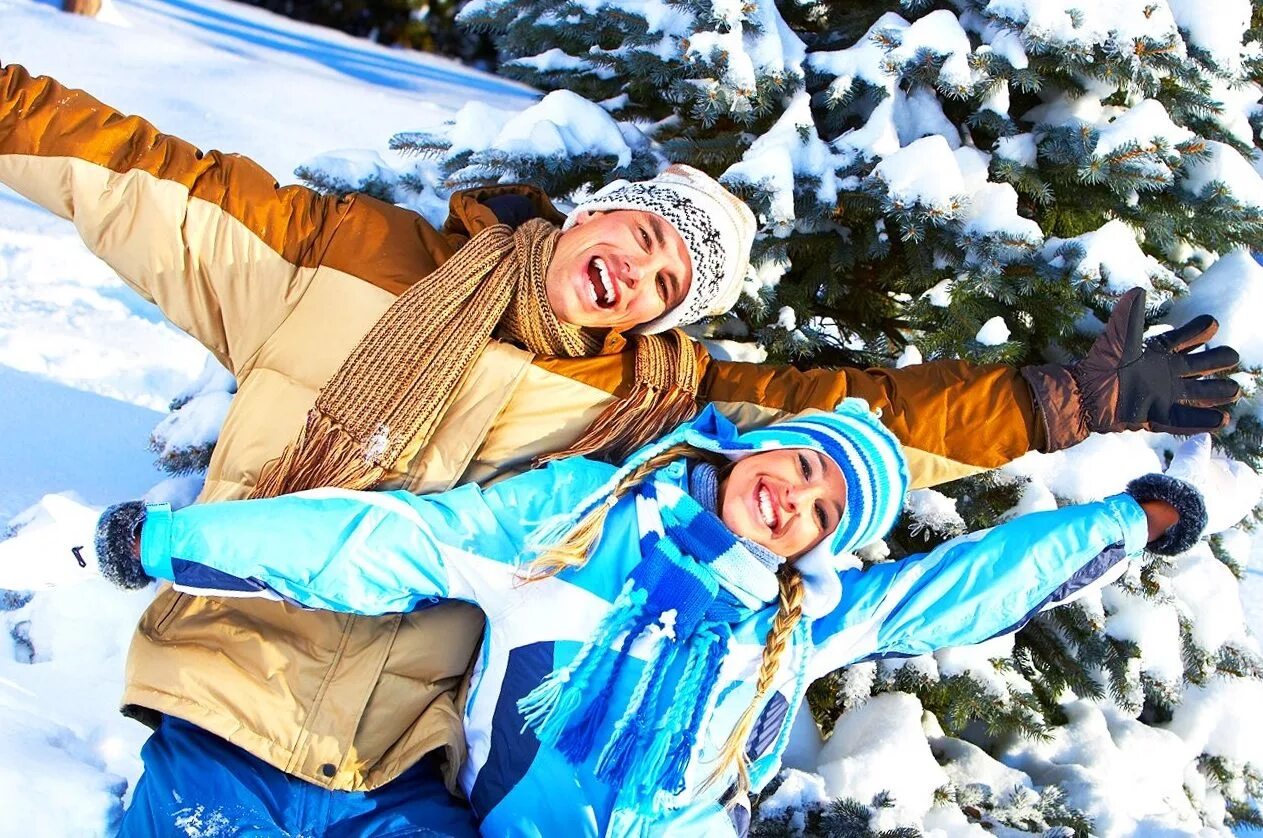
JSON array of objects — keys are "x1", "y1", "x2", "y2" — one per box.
[{"x1": 136, "y1": 452, "x2": 1150, "y2": 837}]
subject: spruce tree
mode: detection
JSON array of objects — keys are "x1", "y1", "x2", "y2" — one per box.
[{"x1": 299, "y1": 0, "x2": 1263, "y2": 831}]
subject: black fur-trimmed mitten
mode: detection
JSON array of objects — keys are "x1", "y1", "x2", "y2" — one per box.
[
  {"x1": 1125, "y1": 474, "x2": 1207, "y2": 556},
  {"x1": 95, "y1": 501, "x2": 153, "y2": 590}
]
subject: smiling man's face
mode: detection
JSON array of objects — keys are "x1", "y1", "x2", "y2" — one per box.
[
  {"x1": 545, "y1": 209, "x2": 693, "y2": 330},
  {"x1": 719, "y1": 448, "x2": 847, "y2": 560}
]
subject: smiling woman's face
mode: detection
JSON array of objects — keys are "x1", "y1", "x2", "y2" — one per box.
[{"x1": 718, "y1": 448, "x2": 847, "y2": 560}]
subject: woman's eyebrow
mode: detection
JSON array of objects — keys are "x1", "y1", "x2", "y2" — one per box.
[{"x1": 818, "y1": 451, "x2": 845, "y2": 525}]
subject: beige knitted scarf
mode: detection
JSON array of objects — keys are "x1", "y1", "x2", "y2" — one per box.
[{"x1": 251, "y1": 218, "x2": 703, "y2": 499}]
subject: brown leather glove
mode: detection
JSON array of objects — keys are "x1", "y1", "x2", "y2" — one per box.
[{"x1": 1023, "y1": 288, "x2": 1241, "y2": 451}]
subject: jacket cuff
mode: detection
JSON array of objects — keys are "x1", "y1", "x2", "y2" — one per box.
[
  {"x1": 137, "y1": 503, "x2": 175, "y2": 583},
  {"x1": 1125, "y1": 474, "x2": 1207, "y2": 555},
  {"x1": 1021, "y1": 363, "x2": 1090, "y2": 452},
  {"x1": 94, "y1": 501, "x2": 153, "y2": 590}
]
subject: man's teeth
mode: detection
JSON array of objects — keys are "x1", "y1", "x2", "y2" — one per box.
[
  {"x1": 758, "y1": 486, "x2": 777, "y2": 529},
  {"x1": 594, "y1": 257, "x2": 615, "y2": 305}
]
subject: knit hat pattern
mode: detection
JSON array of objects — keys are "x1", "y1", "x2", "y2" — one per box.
[{"x1": 564, "y1": 164, "x2": 756, "y2": 334}]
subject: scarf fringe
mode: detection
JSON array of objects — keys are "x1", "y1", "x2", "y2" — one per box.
[
  {"x1": 251, "y1": 411, "x2": 385, "y2": 499},
  {"x1": 548, "y1": 382, "x2": 699, "y2": 465},
  {"x1": 595, "y1": 622, "x2": 678, "y2": 785},
  {"x1": 518, "y1": 582, "x2": 648, "y2": 743}
]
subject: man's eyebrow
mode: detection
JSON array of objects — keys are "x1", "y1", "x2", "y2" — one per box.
[{"x1": 648, "y1": 215, "x2": 667, "y2": 251}]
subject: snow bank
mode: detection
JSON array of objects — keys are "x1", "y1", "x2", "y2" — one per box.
[
  {"x1": 1041, "y1": 219, "x2": 1179, "y2": 295},
  {"x1": 1168, "y1": 249, "x2": 1263, "y2": 368},
  {"x1": 815, "y1": 693, "x2": 946, "y2": 828}
]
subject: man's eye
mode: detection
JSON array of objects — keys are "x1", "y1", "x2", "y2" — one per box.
[
  {"x1": 656, "y1": 274, "x2": 668, "y2": 300},
  {"x1": 640, "y1": 227, "x2": 652, "y2": 248},
  {"x1": 798, "y1": 453, "x2": 812, "y2": 480}
]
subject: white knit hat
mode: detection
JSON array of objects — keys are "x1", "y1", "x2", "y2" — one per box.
[{"x1": 563, "y1": 164, "x2": 757, "y2": 334}]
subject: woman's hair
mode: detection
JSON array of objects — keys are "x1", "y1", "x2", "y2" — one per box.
[
  {"x1": 528, "y1": 444, "x2": 810, "y2": 801},
  {"x1": 701, "y1": 567, "x2": 804, "y2": 799},
  {"x1": 526, "y1": 443, "x2": 727, "y2": 580}
]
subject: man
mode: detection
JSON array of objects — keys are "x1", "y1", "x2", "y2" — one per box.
[{"x1": 0, "y1": 63, "x2": 1239, "y2": 834}]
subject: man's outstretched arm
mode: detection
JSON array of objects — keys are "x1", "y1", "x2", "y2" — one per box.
[
  {"x1": 0, "y1": 63, "x2": 356, "y2": 373},
  {"x1": 702, "y1": 290, "x2": 1240, "y2": 488}
]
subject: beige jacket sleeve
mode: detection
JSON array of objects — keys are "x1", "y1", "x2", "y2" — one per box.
[{"x1": 0, "y1": 63, "x2": 351, "y2": 373}]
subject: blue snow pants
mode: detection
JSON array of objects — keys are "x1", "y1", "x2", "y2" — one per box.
[{"x1": 120, "y1": 717, "x2": 479, "y2": 837}]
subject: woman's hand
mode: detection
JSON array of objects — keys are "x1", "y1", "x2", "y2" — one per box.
[{"x1": 1140, "y1": 499, "x2": 1179, "y2": 544}]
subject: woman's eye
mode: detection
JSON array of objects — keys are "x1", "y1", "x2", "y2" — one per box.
[
  {"x1": 815, "y1": 502, "x2": 828, "y2": 530},
  {"x1": 798, "y1": 453, "x2": 812, "y2": 480}
]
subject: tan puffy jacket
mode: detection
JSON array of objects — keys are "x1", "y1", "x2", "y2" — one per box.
[{"x1": 0, "y1": 64, "x2": 1077, "y2": 792}]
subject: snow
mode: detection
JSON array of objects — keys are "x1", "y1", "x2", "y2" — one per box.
[
  {"x1": 895, "y1": 345, "x2": 922, "y2": 368},
  {"x1": 2, "y1": 0, "x2": 1262, "y2": 834},
  {"x1": 1041, "y1": 219, "x2": 1180, "y2": 295},
  {"x1": 486, "y1": 90, "x2": 643, "y2": 169},
  {"x1": 975, "y1": 315, "x2": 1011, "y2": 345},
  {"x1": 725, "y1": 92, "x2": 839, "y2": 234},
  {"x1": 871, "y1": 135, "x2": 965, "y2": 211},
  {"x1": 1182, "y1": 141, "x2": 1263, "y2": 209},
  {"x1": 905, "y1": 488, "x2": 966, "y2": 537},
  {"x1": 1002, "y1": 699, "x2": 1206, "y2": 835},
  {"x1": 994, "y1": 133, "x2": 1038, "y2": 168},
  {"x1": 815, "y1": 693, "x2": 946, "y2": 829},
  {"x1": 887, "y1": 10, "x2": 979, "y2": 93},
  {"x1": 983, "y1": 0, "x2": 1182, "y2": 56},
  {"x1": 1167, "y1": 0, "x2": 1253, "y2": 73},
  {"x1": 1168, "y1": 249, "x2": 1263, "y2": 368}
]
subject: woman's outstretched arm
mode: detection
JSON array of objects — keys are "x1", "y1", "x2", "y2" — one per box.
[
  {"x1": 119, "y1": 458, "x2": 614, "y2": 616},
  {"x1": 806, "y1": 476, "x2": 1202, "y2": 682}
]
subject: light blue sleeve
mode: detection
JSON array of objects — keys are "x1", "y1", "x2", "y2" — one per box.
[
  {"x1": 138, "y1": 457, "x2": 615, "y2": 617},
  {"x1": 807, "y1": 494, "x2": 1151, "y2": 681}
]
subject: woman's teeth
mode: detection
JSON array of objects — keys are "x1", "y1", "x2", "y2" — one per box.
[{"x1": 757, "y1": 485, "x2": 778, "y2": 530}]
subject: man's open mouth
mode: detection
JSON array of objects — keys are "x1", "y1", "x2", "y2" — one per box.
[{"x1": 586, "y1": 257, "x2": 617, "y2": 309}]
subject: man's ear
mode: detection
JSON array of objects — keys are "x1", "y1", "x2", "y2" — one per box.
[{"x1": 569, "y1": 210, "x2": 601, "y2": 226}]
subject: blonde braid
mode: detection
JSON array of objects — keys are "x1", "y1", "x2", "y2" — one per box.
[
  {"x1": 525, "y1": 444, "x2": 727, "y2": 581},
  {"x1": 702, "y1": 568, "x2": 805, "y2": 799}
]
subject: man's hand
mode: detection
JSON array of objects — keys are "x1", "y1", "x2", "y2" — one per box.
[{"x1": 1074, "y1": 287, "x2": 1241, "y2": 435}]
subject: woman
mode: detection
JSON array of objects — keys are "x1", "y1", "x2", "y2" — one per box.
[{"x1": 21, "y1": 400, "x2": 1202, "y2": 836}]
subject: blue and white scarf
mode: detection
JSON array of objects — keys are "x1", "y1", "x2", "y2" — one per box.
[{"x1": 517, "y1": 460, "x2": 781, "y2": 812}]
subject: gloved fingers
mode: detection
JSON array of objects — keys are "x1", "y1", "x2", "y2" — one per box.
[
  {"x1": 1177, "y1": 376, "x2": 1242, "y2": 407},
  {"x1": 1178, "y1": 345, "x2": 1240, "y2": 377},
  {"x1": 1149, "y1": 403, "x2": 1231, "y2": 435},
  {"x1": 1156, "y1": 314, "x2": 1218, "y2": 353},
  {"x1": 1091, "y1": 287, "x2": 1148, "y2": 366}
]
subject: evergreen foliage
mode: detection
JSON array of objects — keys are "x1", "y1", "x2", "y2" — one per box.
[
  {"x1": 294, "y1": 0, "x2": 1263, "y2": 831},
  {"x1": 229, "y1": 0, "x2": 494, "y2": 65}
]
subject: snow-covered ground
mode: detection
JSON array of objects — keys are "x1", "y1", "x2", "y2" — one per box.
[
  {"x1": 0, "y1": 0, "x2": 531, "y2": 833},
  {"x1": 1, "y1": 0, "x2": 1261, "y2": 835}
]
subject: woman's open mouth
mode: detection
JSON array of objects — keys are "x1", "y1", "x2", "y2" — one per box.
[
  {"x1": 586, "y1": 257, "x2": 617, "y2": 309},
  {"x1": 756, "y1": 480, "x2": 780, "y2": 532}
]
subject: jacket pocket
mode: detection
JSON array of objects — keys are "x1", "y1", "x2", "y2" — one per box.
[{"x1": 146, "y1": 588, "x2": 189, "y2": 638}]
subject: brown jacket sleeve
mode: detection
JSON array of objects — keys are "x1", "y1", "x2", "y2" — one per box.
[
  {"x1": 702, "y1": 357, "x2": 1047, "y2": 487},
  {"x1": 0, "y1": 63, "x2": 352, "y2": 373}
]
